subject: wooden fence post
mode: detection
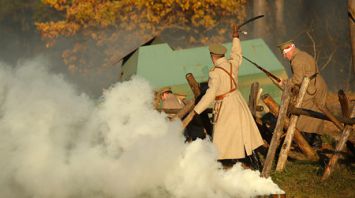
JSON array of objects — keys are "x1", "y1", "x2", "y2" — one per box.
[
  {"x1": 261, "y1": 84, "x2": 291, "y2": 178},
  {"x1": 321, "y1": 98, "x2": 355, "y2": 180},
  {"x1": 261, "y1": 94, "x2": 319, "y2": 161},
  {"x1": 338, "y1": 90, "x2": 351, "y2": 118},
  {"x1": 276, "y1": 77, "x2": 310, "y2": 171},
  {"x1": 248, "y1": 82, "x2": 260, "y2": 117},
  {"x1": 185, "y1": 73, "x2": 213, "y2": 137},
  {"x1": 186, "y1": 73, "x2": 201, "y2": 98}
]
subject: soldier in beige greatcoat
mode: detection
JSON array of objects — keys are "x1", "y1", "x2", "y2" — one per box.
[
  {"x1": 277, "y1": 40, "x2": 328, "y2": 148},
  {"x1": 192, "y1": 25, "x2": 264, "y2": 166}
]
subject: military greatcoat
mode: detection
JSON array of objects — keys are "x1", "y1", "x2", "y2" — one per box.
[
  {"x1": 288, "y1": 48, "x2": 328, "y2": 133},
  {"x1": 194, "y1": 38, "x2": 264, "y2": 160}
]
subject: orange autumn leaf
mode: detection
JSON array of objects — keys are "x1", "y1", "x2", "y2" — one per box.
[{"x1": 37, "y1": 0, "x2": 247, "y2": 73}]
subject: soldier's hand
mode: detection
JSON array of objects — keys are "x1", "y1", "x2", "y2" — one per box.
[
  {"x1": 232, "y1": 24, "x2": 239, "y2": 38},
  {"x1": 278, "y1": 79, "x2": 285, "y2": 87},
  {"x1": 271, "y1": 78, "x2": 284, "y2": 89}
]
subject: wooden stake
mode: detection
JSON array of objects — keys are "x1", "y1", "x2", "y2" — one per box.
[
  {"x1": 321, "y1": 104, "x2": 355, "y2": 180},
  {"x1": 262, "y1": 94, "x2": 319, "y2": 161},
  {"x1": 186, "y1": 73, "x2": 201, "y2": 98},
  {"x1": 276, "y1": 77, "x2": 310, "y2": 172},
  {"x1": 185, "y1": 73, "x2": 213, "y2": 136},
  {"x1": 248, "y1": 82, "x2": 260, "y2": 117},
  {"x1": 261, "y1": 84, "x2": 291, "y2": 178},
  {"x1": 338, "y1": 89, "x2": 351, "y2": 118}
]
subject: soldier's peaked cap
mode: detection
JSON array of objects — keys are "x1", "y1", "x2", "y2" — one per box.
[
  {"x1": 158, "y1": 86, "x2": 172, "y2": 94},
  {"x1": 277, "y1": 40, "x2": 295, "y2": 52},
  {"x1": 208, "y1": 43, "x2": 227, "y2": 55}
]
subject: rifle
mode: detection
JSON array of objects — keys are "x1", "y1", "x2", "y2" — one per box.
[{"x1": 242, "y1": 55, "x2": 282, "y2": 83}]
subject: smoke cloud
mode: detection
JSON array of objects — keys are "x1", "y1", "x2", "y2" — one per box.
[{"x1": 0, "y1": 58, "x2": 283, "y2": 198}]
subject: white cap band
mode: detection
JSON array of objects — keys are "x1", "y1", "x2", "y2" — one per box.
[{"x1": 282, "y1": 44, "x2": 295, "y2": 54}]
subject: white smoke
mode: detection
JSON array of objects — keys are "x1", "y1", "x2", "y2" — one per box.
[{"x1": 0, "y1": 58, "x2": 283, "y2": 198}]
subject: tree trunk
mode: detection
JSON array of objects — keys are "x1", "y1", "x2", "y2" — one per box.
[{"x1": 349, "y1": 0, "x2": 355, "y2": 74}]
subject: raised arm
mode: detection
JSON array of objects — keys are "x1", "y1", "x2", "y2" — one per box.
[{"x1": 230, "y1": 24, "x2": 242, "y2": 67}]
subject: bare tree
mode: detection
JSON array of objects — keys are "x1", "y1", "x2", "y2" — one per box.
[{"x1": 348, "y1": 0, "x2": 355, "y2": 74}]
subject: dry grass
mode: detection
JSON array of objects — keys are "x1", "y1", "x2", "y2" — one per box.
[
  {"x1": 269, "y1": 91, "x2": 355, "y2": 198},
  {"x1": 271, "y1": 160, "x2": 355, "y2": 198}
]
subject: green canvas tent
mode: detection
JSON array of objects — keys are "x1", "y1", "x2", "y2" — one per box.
[{"x1": 121, "y1": 38, "x2": 287, "y2": 101}]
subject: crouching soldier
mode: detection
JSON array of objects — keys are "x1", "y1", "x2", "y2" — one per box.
[
  {"x1": 158, "y1": 86, "x2": 206, "y2": 142},
  {"x1": 277, "y1": 40, "x2": 328, "y2": 149}
]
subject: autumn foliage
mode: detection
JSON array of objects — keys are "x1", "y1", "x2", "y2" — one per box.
[{"x1": 36, "y1": 0, "x2": 247, "y2": 73}]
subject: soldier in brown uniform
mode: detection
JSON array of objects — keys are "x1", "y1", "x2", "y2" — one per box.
[
  {"x1": 277, "y1": 40, "x2": 328, "y2": 148},
  {"x1": 191, "y1": 25, "x2": 264, "y2": 169}
]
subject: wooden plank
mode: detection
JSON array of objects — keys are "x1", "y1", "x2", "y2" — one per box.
[
  {"x1": 261, "y1": 84, "x2": 291, "y2": 178},
  {"x1": 262, "y1": 94, "x2": 319, "y2": 161},
  {"x1": 321, "y1": 104, "x2": 355, "y2": 180},
  {"x1": 276, "y1": 77, "x2": 310, "y2": 171}
]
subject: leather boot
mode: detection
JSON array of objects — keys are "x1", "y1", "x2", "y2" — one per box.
[
  {"x1": 302, "y1": 132, "x2": 322, "y2": 149},
  {"x1": 249, "y1": 151, "x2": 263, "y2": 172},
  {"x1": 302, "y1": 132, "x2": 313, "y2": 143},
  {"x1": 311, "y1": 133, "x2": 322, "y2": 149}
]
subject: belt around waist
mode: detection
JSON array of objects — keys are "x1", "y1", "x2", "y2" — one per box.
[{"x1": 215, "y1": 88, "x2": 237, "y2": 100}]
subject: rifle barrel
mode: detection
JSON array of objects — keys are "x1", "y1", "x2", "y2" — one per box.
[{"x1": 242, "y1": 56, "x2": 281, "y2": 83}]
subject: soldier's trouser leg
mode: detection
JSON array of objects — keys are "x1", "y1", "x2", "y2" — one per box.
[
  {"x1": 311, "y1": 133, "x2": 322, "y2": 149},
  {"x1": 302, "y1": 132, "x2": 322, "y2": 149}
]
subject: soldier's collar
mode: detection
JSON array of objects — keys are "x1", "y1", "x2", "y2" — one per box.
[
  {"x1": 214, "y1": 57, "x2": 228, "y2": 66},
  {"x1": 290, "y1": 48, "x2": 300, "y2": 61}
]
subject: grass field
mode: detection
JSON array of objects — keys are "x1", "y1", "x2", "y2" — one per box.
[{"x1": 271, "y1": 160, "x2": 355, "y2": 198}]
